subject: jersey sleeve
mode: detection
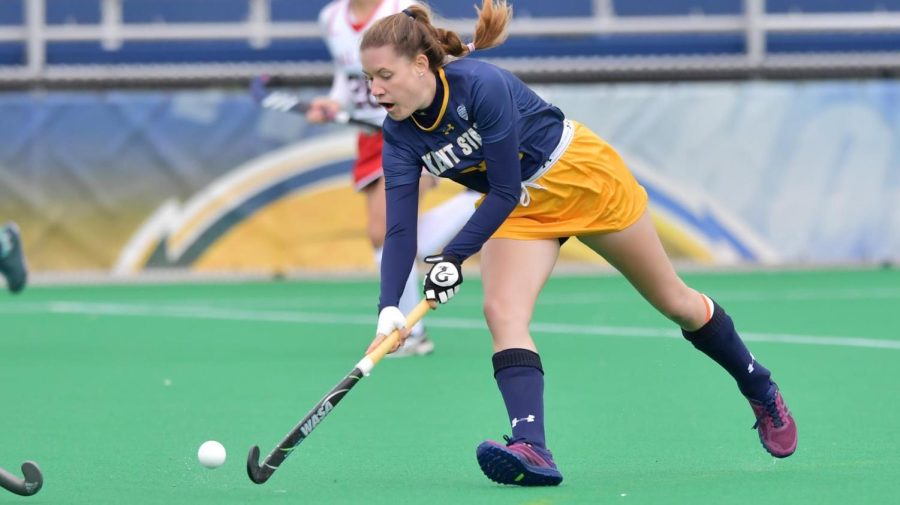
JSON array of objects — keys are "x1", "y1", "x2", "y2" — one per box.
[
  {"x1": 382, "y1": 126, "x2": 425, "y2": 188},
  {"x1": 440, "y1": 68, "x2": 523, "y2": 260},
  {"x1": 317, "y1": 3, "x2": 349, "y2": 106},
  {"x1": 378, "y1": 179, "x2": 420, "y2": 311},
  {"x1": 441, "y1": 131, "x2": 521, "y2": 261},
  {"x1": 469, "y1": 64, "x2": 518, "y2": 144}
]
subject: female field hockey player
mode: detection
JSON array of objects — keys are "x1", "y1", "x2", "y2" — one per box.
[
  {"x1": 363, "y1": 0, "x2": 798, "y2": 486},
  {"x1": 307, "y1": 0, "x2": 480, "y2": 357}
]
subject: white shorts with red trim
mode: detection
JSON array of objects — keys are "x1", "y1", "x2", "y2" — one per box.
[{"x1": 353, "y1": 130, "x2": 384, "y2": 191}]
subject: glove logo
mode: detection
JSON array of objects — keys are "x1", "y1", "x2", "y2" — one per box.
[
  {"x1": 430, "y1": 263, "x2": 458, "y2": 287},
  {"x1": 423, "y1": 254, "x2": 462, "y2": 304}
]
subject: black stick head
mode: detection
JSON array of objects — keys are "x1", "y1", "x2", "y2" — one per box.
[
  {"x1": 246, "y1": 445, "x2": 271, "y2": 485},
  {"x1": 20, "y1": 462, "x2": 42, "y2": 496}
]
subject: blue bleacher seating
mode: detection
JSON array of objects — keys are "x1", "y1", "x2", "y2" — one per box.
[
  {"x1": 766, "y1": 0, "x2": 900, "y2": 13},
  {"x1": 269, "y1": 0, "x2": 592, "y2": 21},
  {"x1": 46, "y1": 0, "x2": 100, "y2": 24},
  {"x1": 271, "y1": 0, "x2": 330, "y2": 22},
  {"x1": 768, "y1": 32, "x2": 900, "y2": 53},
  {"x1": 0, "y1": 43, "x2": 23, "y2": 65},
  {"x1": 45, "y1": 39, "x2": 330, "y2": 65},
  {"x1": 430, "y1": 0, "x2": 592, "y2": 18},
  {"x1": 123, "y1": 0, "x2": 248, "y2": 23},
  {"x1": 0, "y1": 1, "x2": 23, "y2": 25},
  {"x1": 0, "y1": 0, "x2": 897, "y2": 70},
  {"x1": 613, "y1": 0, "x2": 742, "y2": 16}
]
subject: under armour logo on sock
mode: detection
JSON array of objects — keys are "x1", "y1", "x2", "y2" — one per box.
[
  {"x1": 511, "y1": 415, "x2": 535, "y2": 428},
  {"x1": 748, "y1": 361, "x2": 755, "y2": 374}
]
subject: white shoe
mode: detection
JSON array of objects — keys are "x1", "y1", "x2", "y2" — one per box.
[{"x1": 387, "y1": 332, "x2": 435, "y2": 358}]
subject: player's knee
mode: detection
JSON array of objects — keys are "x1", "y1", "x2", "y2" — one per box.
[
  {"x1": 483, "y1": 297, "x2": 530, "y2": 332},
  {"x1": 654, "y1": 293, "x2": 699, "y2": 328}
]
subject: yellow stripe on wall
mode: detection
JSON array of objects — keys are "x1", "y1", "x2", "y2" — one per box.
[
  {"x1": 195, "y1": 180, "x2": 373, "y2": 273},
  {"x1": 193, "y1": 179, "x2": 713, "y2": 273}
]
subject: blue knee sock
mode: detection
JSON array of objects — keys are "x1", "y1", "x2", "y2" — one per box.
[
  {"x1": 493, "y1": 348, "x2": 546, "y2": 448},
  {"x1": 682, "y1": 299, "x2": 772, "y2": 401}
]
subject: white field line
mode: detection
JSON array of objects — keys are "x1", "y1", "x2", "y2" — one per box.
[
  {"x1": 24, "y1": 286, "x2": 896, "y2": 312},
  {"x1": 1, "y1": 301, "x2": 898, "y2": 350}
]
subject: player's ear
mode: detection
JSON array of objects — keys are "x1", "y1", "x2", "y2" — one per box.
[{"x1": 413, "y1": 53, "x2": 429, "y2": 74}]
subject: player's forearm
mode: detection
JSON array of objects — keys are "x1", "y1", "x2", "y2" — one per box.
[
  {"x1": 442, "y1": 191, "x2": 517, "y2": 261},
  {"x1": 378, "y1": 182, "x2": 420, "y2": 311},
  {"x1": 443, "y1": 133, "x2": 521, "y2": 261}
]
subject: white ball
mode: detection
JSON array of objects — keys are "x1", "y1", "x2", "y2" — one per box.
[{"x1": 197, "y1": 440, "x2": 226, "y2": 469}]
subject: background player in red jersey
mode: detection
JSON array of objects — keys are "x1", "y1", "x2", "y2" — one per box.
[{"x1": 308, "y1": 0, "x2": 479, "y2": 356}]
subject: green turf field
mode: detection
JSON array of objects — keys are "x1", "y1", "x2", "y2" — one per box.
[{"x1": 2, "y1": 268, "x2": 899, "y2": 504}]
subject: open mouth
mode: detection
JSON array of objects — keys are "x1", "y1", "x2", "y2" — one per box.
[{"x1": 379, "y1": 102, "x2": 395, "y2": 113}]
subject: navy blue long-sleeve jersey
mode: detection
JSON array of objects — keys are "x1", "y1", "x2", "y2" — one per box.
[{"x1": 379, "y1": 57, "x2": 564, "y2": 310}]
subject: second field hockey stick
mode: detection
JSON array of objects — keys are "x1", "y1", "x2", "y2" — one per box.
[
  {"x1": 0, "y1": 461, "x2": 43, "y2": 496},
  {"x1": 249, "y1": 75, "x2": 380, "y2": 131},
  {"x1": 247, "y1": 299, "x2": 432, "y2": 484}
]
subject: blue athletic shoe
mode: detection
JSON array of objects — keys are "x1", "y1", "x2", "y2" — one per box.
[
  {"x1": 476, "y1": 436, "x2": 563, "y2": 486},
  {"x1": 0, "y1": 222, "x2": 28, "y2": 293}
]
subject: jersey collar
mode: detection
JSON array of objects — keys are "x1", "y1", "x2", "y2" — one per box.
[{"x1": 410, "y1": 67, "x2": 449, "y2": 132}]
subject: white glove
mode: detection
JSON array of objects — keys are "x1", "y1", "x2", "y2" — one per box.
[{"x1": 376, "y1": 306, "x2": 406, "y2": 337}]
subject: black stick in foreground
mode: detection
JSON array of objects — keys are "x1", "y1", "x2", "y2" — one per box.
[
  {"x1": 249, "y1": 75, "x2": 380, "y2": 131},
  {"x1": 0, "y1": 461, "x2": 43, "y2": 496},
  {"x1": 247, "y1": 300, "x2": 430, "y2": 485}
]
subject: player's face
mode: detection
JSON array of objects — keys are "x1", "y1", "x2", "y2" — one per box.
[{"x1": 361, "y1": 45, "x2": 431, "y2": 121}]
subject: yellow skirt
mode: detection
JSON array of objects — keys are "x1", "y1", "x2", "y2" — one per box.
[{"x1": 489, "y1": 120, "x2": 648, "y2": 240}]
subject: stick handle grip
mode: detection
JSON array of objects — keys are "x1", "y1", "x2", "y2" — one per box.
[{"x1": 361, "y1": 300, "x2": 432, "y2": 370}]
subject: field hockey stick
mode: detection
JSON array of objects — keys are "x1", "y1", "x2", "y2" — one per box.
[
  {"x1": 249, "y1": 75, "x2": 380, "y2": 131},
  {"x1": 247, "y1": 299, "x2": 432, "y2": 484},
  {"x1": 0, "y1": 461, "x2": 43, "y2": 496}
]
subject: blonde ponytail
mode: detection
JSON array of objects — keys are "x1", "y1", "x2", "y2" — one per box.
[
  {"x1": 361, "y1": 1, "x2": 513, "y2": 69},
  {"x1": 469, "y1": 0, "x2": 513, "y2": 54}
]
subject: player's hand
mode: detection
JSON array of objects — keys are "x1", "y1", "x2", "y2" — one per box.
[
  {"x1": 366, "y1": 306, "x2": 410, "y2": 354},
  {"x1": 423, "y1": 254, "x2": 463, "y2": 304},
  {"x1": 306, "y1": 97, "x2": 342, "y2": 123}
]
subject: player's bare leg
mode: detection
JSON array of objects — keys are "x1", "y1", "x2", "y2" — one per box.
[
  {"x1": 578, "y1": 211, "x2": 797, "y2": 457},
  {"x1": 480, "y1": 238, "x2": 559, "y2": 353},
  {"x1": 576, "y1": 212, "x2": 706, "y2": 329},
  {"x1": 475, "y1": 238, "x2": 563, "y2": 486}
]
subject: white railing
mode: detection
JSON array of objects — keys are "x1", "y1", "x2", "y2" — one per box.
[{"x1": 1, "y1": 0, "x2": 900, "y2": 84}]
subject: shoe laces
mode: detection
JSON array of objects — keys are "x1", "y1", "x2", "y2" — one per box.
[
  {"x1": 752, "y1": 394, "x2": 785, "y2": 430},
  {"x1": 501, "y1": 435, "x2": 555, "y2": 468}
]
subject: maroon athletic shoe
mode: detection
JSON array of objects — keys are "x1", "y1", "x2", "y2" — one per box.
[{"x1": 749, "y1": 383, "x2": 797, "y2": 458}]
